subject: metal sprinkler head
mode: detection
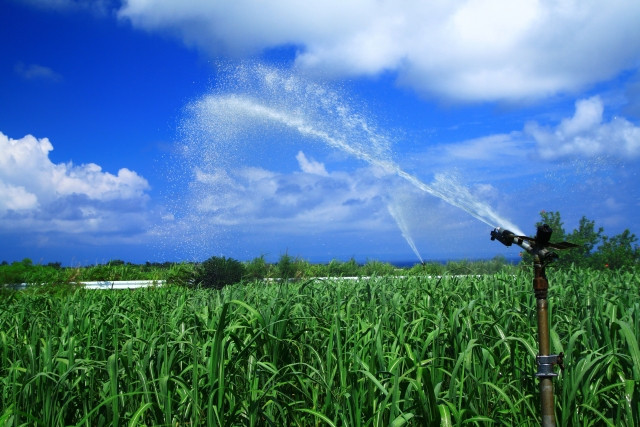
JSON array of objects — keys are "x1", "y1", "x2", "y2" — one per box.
[{"x1": 490, "y1": 224, "x2": 578, "y2": 264}]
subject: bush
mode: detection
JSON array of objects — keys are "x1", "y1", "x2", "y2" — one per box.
[
  {"x1": 326, "y1": 258, "x2": 361, "y2": 277},
  {"x1": 277, "y1": 252, "x2": 296, "y2": 280},
  {"x1": 195, "y1": 256, "x2": 245, "y2": 289},
  {"x1": 245, "y1": 255, "x2": 271, "y2": 280},
  {"x1": 0, "y1": 259, "x2": 66, "y2": 285},
  {"x1": 166, "y1": 263, "x2": 197, "y2": 287},
  {"x1": 362, "y1": 260, "x2": 396, "y2": 276}
]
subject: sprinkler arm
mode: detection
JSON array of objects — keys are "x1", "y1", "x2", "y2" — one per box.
[
  {"x1": 490, "y1": 225, "x2": 576, "y2": 264},
  {"x1": 490, "y1": 227, "x2": 553, "y2": 262},
  {"x1": 490, "y1": 227, "x2": 531, "y2": 249}
]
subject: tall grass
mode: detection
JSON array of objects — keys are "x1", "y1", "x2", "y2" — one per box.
[{"x1": 0, "y1": 268, "x2": 637, "y2": 425}]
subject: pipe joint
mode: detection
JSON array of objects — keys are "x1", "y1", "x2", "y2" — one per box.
[{"x1": 536, "y1": 353, "x2": 564, "y2": 378}]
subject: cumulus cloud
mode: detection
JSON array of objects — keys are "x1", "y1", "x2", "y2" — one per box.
[
  {"x1": 118, "y1": 0, "x2": 640, "y2": 102},
  {"x1": 186, "y1": 151, "x2": 387, "y2": 231},
  {"x1": 526, "y1": 96, "x2": 640, "y2": 159},
  {"x1": 0, "y1": 131, "x2": 152, "y2": 235}
]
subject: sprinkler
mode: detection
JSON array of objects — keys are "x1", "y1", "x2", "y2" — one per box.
[{"x1": 491, "y1": 224, "x2": 577, "y2": 427}]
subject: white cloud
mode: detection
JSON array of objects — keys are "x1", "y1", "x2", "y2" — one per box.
[
  {"x1": 185, "y1": 161, "x2": 387, "y2": 231},
  {"x1": 0, "y1": 182, "x2": 38, "y2": 212},
  {"x1": 296, "y1": 151, "x2": 328, "y2": 176},
  {"x1": 0, "y1": 131, "x2": 152, "y2": 234},
  {"x1": 119, "y1": 0, "x2": 640, "y2": 102},
  {"x1": 526, "y1": 96, "x2": 640, "y2": 159},
  {"x1": 443, "y1": 133, "x2": 528, "y2": 161}
]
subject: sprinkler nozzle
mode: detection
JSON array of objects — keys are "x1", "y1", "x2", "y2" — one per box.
[{"x1": 490, "y1": 227, "x2": 516, "y2": 247}]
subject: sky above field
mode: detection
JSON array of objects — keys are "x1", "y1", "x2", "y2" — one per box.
[{"x1": 1, "y1": 0, "x2": 640, "y2": 265}]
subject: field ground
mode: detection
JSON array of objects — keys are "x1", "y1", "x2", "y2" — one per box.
[{"x1": 1, "y1": 268, "x2": 638, "y2": 426}]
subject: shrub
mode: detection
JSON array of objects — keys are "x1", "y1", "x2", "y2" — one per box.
[
  {"x1": 416, "y1": 261, "x2": 445, "y2": 276},
  {"x1": 362, "y1": 260, "x2": 396, "y2": 276},
  {"x1": 245, "y1": 255, "x2": 270, "y2": 280},
  {"x1": 277, "y1": 252, "x2": 295, "y2": 280},
  {"x1": 0, "y1": 259, "x2": 66, "y2": 285},
  {"x1": 166, "y1": 263, "x2": 197, "y2": 287},
  {"x1": 326, "y1": 258, "x2": 361, "y2": 277},
  {"x1": 195, "y1": 256, "x2": 245, "y2": 289}
]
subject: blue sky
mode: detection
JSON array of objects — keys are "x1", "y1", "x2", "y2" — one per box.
[{"x1": 1, "y1": 0, "x2": 639, "y2": 265}]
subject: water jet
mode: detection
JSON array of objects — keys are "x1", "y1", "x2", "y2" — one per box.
[{"x1": 173, "y1": 63, "x2": 524, "y2": 258}]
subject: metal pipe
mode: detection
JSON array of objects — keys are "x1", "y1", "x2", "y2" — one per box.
[
  {"x1": 536, "y1": 298, "x2": 556, "y2": 426},
  {"x1": 534, "y1": 259, "x2": 556, "y2": 427}
]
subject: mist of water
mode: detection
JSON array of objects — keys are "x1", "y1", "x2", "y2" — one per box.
[
  {"x1": 177, "y1": 63, "x2": 524, "y2": 258},
  {"x1": 387, "y1": 202, "x2": 424, "y2": 264},
  {"x1": 192, "y1": 93, "x2": 523, "y2": 231}
]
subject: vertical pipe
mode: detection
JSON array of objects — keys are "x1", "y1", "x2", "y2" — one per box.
[
  {"x1": 533, "y1": 259, "x2": 556, "y2": 427},
  {"x1": 536, "y1": 297, "x2": 556, "y2": 427}
]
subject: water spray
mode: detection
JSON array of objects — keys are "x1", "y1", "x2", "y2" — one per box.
[{"x1": 491, "y1": 224, "x2": 577, "y2": 427}]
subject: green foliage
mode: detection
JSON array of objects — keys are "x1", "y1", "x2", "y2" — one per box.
[
  {"x1": 564, "y1": 216, "x2": 604, "y2": 267},
  {"x1": 164, "y1": 263, "x2": 197, "y2": 287},
  {"x1": 195, "y1": 256, "x2": 245, "y2": 289},
  {"x1": 408, "y1": 261, "x2": 445, "y2": 276},
  {"x1": 362, "y1": 259, "x2": 397, "y2": 276},
  {"x1": 0, "y1": 259, "x2": 32, "y2": 284},
  {"x1": 595, "y1": 229, "x2": 640, "y2": 269},
  {"x1": 276, "y1": 252, "x2": 296, "y2": 280},
  {"x1": 327, "y1": 257, "x2": 361, "y2": 277},
  {"x1": 529, "y1": 210, "x2": 639, "y2": 270},
  {"x1": 2, "y1": 269, "x2": 638, "y2": 425},
  {"x1": 0, "y1": 258, "x2": 67, "y2": 285},
  {"x1": 244, "y1": 255, "x2": 271, "y2": 280},
  {"x1": 1, "y1": 257, "x2": 524, "y2": 287},
  {"x1": 442, "y1": 256, "x2": 513, "y2": 275}
]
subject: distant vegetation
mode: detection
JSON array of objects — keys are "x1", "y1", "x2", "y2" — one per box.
[
  {"x1": 2, "y1": 211, "x2": 638, "y2": 290},
  {"x1": 0, "y1": 256, "x2": 519, "y2": 289}
]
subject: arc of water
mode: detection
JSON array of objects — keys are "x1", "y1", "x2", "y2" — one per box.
[{"x1": 200, "y1": 94, "x2": 524, "y2": 235}]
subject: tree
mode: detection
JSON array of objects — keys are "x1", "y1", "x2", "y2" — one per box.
[
  {"x1": 595, "y1": 229, "x2": 640, "y2": 270},
  {"x1": 195, "y1": 256, "x2": 245, "y2": 289},
  {"x1": 564, "y1": 216, "x2": 604, "y2": 267}
]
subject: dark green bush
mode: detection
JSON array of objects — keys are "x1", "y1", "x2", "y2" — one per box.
[{"x1": 195, "y1": 256, "x2": 245, "y2": 289}]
